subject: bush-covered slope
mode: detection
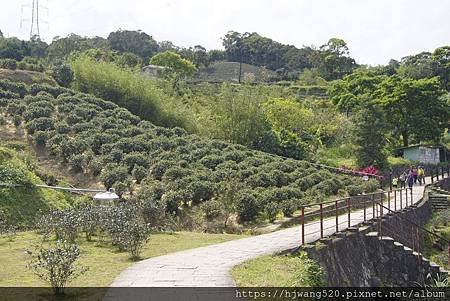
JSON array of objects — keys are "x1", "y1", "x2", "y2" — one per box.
[
  {"x1": 0, "y1": 68, "x2": 57, "y2": 85},
  {"x1": 0, "y1": 80, "x2": 376, "y2": 226},
  {"x1": 0, "y1": 146, "x2": 71, "y2": 225}
]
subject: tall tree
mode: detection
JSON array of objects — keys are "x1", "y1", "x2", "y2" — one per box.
[
  {"x1": 353, "y1": 100, "x2": 388, "y2": 168},
  {"x1": 379, "y1": 76, "x2": 448, "y2": 146},
  {"x1": 432, "y1": 46, "x2": 450, "y2": 90},
  {"x1": 311, "y1": 38, "x2": 357, "y2": 80},
  {"x1": 108, "y1": 30, "x2": 159, "y2": 61},
  {"x1": 328, "y1": 69, "x2": 386, "y2": 114},
  {"x1": 398, "y1": 52, "x2": 439, "y2": 80}
]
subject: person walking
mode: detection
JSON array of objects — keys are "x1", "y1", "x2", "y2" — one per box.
[
  {"x1": 399, "y1": 171, "x2": 407, "y2": 189},
  {"x1": 412, "y1": 166, "x2": 418, "y2": 184},
  {"x1": 417, "y1": 166, "x2": 425, "y2": 185},
  {"x1": 392, "y1": 176, "x2": 399, "y2": 189},
  {"x1": 407, "y1": 169, "x2": 415, "y2": 189}
]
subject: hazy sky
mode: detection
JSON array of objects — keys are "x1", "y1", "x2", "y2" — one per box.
[{"x1": 0, "y1": 0, "x2": 449, "y2": 65}]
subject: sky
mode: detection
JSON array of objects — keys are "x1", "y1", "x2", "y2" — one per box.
[{"x1": 0, "y1": 0, "x2": 449, "y2": 65}]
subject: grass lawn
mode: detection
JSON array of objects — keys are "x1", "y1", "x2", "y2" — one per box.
[
  {"x1": 0, "y1": 230, "x2": 245, "y2": 287},
  {"x1": 231, "y1": 252, "x2": 323, "y2": 287}
]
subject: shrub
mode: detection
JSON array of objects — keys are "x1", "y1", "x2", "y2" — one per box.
[
  {"x1": 280, "y1": 199, "x2": 298, "y2": 217},
  {"x1": 25, "y1": 117, "x2": 55, "y2": 134},
  {"x1": 100, "y1": 164, "x2": 129, "y2": 189},
  {"x1": 201, "y1": 200, "x2": 223, "y2": 219},
  {"x1": 347, "y1": 185, "x2": 363, "y2": 196},
  {"x1": 236, "y1": 193, "x2": 260, "y2": 222},
  {"x1": 134, "y1": 182, "x2": 167, "y2": 227},
  {"x1": 51, "y1": 64, "x2": 74, "y2": 87},
  {"x1": 33, "y1": 131, "x2": 48, "y2": 147},
  {"x1": 0, "y1": 58, "x2": 17, "y2": 70},
  {"x1": 27, "y1": 241, "x2": 88, "y2": 295},
  {"x1": 78, "y1": 204, "x2": 99, "y2": 241},
  {"x1": 0, "y1": 90, "x2": 19, "y2": 99},
  {"x1": 264, "y1": 202, "x2": 280, "y2": 222},
  {"x1": 13, "y1": 114, "x2": 22, "y2": 126},
  {"x1": 123, "y1": 152, "x2": 149, "y2": 172},
  {"x1": 362, "y1": 179, "x2": 379, "y2": 193},
  {"x1": 200, "y1": 154, "x2": 224, "y2": 169},
  {"x1": 120, "y1": 220, "x2": 151, "y2": 260},
  {"x1": 132, "y1": 165, "x2": 147, "y2": 184},
  {"x1": 0, "y1": 80, "x2": 27, "y2": 97},
  {"x1": 30, "y1": 83, "x2": 73, "y2": 98}
]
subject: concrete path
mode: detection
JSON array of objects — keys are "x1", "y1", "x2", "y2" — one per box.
[{"x1": 110, "y1": 177, "x2": 439, "y2": 288}]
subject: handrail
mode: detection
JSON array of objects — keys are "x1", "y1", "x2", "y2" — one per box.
[
  {"x1": 375, "y1": 200, "x2": 450, "y2": 244},
  {"x1": 265, "y1": 152, "x2": 382, "y2": 179},
  {"x1": 0, "y1": 182, "x2": 107, "y2": 193}
]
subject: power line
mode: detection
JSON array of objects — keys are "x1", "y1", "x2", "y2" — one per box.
[{"x1": 20, "y1": 0, "x2": 49, "y2": 40}]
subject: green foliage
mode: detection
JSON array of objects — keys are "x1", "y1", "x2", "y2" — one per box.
[
  {"x1": 27, "y1": 240, "x2": 88, "y2": 295},
  {"x1": 107, "y1": 30, "x2": 158, "y2": 61},
  {"x1": 0, "y1": 58, "x2": 17, "y2": 70},
  {"x1": 70, "y1": 55, "x2": 195, "y2": 130},
  {"x1": 1, "y1": 80, "x2": 366, "y2": 225},
  {"x1": 379, "y1": 76, "x2": 448, "y2": 146},
  {"x1": 50, "y1": 64, "x2": 74, "y2": 87},
  {"x1": 353, "y1": 101, "x2": 388, "y2": 168},
  {"x1": 205, "y1": 83, "x2": 268, "y2": 146},
  {"x1": 149, "y1": 51, "x2": 196, "y2": 80}
]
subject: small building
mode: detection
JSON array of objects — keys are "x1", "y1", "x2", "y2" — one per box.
[
  {"x1": 142, "y1": 65, "x2": 166, "y2": 79},
  {"x1": 395, "y1": 144, "x2": 447, "y2": 164}
]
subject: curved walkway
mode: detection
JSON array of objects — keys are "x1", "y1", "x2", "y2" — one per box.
[{"x1": 110, "y1": 176, "x2": 439, "y2": 288}]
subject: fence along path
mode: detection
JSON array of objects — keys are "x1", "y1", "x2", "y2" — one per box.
[{"x1": 108, "y1": 174, "x2": 444, "y2": 288}]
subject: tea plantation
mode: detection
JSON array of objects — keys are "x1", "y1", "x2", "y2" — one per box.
[{"x1": 0, "y1": 79, "x2": 377, "y2": 228}]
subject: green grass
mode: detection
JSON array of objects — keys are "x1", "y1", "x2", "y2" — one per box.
[
  {"x1": 231, "y1": 252, "x2": 323, "y2": 287},
  {"x1": 0, "y1": 230, "x2": 245, "y2": 287},
  {"x1": 316, "y1": 144, "x2": 357, "y2": 168},
  {"x1": 0, "y1": 146, "x2": 72, "y2": 225}
]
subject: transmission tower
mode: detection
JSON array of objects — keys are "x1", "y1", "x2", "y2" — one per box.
[{"x1": 20, "y1": 0, "x2": 49, "y2": 40}]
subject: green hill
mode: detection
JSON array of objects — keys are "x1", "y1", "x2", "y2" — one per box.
[{"x1": 0, "y1": 146, "x2": 72, "y2": 226}]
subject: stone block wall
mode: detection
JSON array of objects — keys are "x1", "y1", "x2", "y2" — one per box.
[{"x1": 301, "y1": 191, "x2": 447, "y2": 287}]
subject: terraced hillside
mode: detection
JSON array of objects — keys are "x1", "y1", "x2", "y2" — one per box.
[{"x1": 0, "y1": 79, "x2": 377, "y2": 228}]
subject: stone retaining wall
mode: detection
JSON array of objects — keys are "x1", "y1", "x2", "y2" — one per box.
[{"x1": 300, "y1": 188, "x2": 447, "y2": 287}]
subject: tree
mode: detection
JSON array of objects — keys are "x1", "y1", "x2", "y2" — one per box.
[
  {"x1": 310, "y1": 38, "x2": 357, "y2": 80},
  {"x1": 47, "y1": 34, "x2": 96, "y2": 62},
  {"x1": 379, "y1": 76, "x2": 448, "y2": 146},
  {"x1": 398, "y1": 52, "x2": 439, "y2": 80},
  {"x1": 209, "y1": 83, "x2": 267, "y2": 146},
  {"x1": 108, "y1": 30, "x2": 158, "y2": 61},
  {"x1": 328, "y1": 69, "x2": 386, "y2": 114},
  {"x1": 353, "y1": 100, "x2": 388, "y2": 168},
  {"x1": 432, "y1": 46, "x2": 450, "y2": 90},
  {"x1": 149, "y1": 51, "x2": 196, "y2": 85}
]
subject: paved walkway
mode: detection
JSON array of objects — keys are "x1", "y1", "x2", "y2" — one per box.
[{"x1": 110, "y1": 177, "x2": 439, "y2": 288}]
